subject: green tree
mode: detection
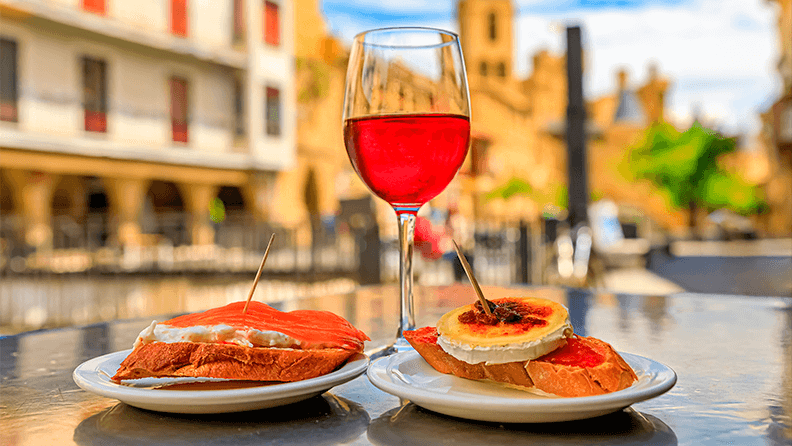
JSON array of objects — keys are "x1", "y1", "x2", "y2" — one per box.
[{"x1": 627, "y1": 122, "x2": 765, "y2": 235}]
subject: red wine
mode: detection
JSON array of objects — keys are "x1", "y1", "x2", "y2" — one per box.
[{"x1": 344, "y1": 113, "x2": 470, "y2": 208}]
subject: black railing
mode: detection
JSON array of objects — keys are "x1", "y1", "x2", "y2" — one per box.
[{"x1": 1, "y1": 213, "x2": 543, "y2": 287}]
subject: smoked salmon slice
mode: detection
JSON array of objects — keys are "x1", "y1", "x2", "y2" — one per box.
[
  {"x1": 111, "y1": 301, "x2": 370, "y2": 382},
  {"x1": 163, "y1": 301, "x2": 370, "y2": 351}
]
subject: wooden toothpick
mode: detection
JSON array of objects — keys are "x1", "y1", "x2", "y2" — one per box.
[
  {"x1": 243, "y1": 233, "x2": 276, "y2": 314},
  {"x1": 452, "y1": 239, "x2": 493, "y2": 316}
]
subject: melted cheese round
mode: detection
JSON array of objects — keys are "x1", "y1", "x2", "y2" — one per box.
[{"x1": 436, "y1": 296, "x2": 573, "y2": 365}]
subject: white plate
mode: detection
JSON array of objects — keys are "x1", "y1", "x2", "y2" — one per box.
[
  {"x1": 367, "y1": 350, "x2": 676, "y2": 423},
  {"x1": 74, "y1": 349, "x2": 368, "y2": 414}
]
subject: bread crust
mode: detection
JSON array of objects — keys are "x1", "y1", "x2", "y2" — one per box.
[
  {"x1": 404, "y1": 328, "x2": 637, "y2": 397},
  {"x1": 526, "y1": 336, "x2": 638, "y2": 397},
  {"x1": 111, "y1": 342, "x2": 358, "y2": 382}
]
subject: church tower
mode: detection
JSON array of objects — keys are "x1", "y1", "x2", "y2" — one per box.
[{"x1": 457, "y1": 0, "x2": 515, "y2": 87}]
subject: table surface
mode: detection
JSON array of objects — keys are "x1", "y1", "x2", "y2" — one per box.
[{"x1": 1, "y1": 284, "x2": 790, "y2": 446}]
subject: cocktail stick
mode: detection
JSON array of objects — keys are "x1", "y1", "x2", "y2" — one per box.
[
  {"x1": 452, "y1": 239, "x2": 493, "y2": 316},
  {"x1": 243, "y1": 233, "x2": 276, "y2": 314}
]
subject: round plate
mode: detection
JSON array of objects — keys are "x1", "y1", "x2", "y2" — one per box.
[
  {"x1": 74, "y1": 349, "x2": 368, "y2": 414},
  {"x1": 367, "y1": 350, "x2": 676, "y2": 423}
]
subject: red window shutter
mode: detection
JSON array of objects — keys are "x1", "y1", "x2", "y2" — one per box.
[
  {"x1": 0, "y1": 39, "x2": 18, "y2": 123},
  {"x1": 0, "y1": 103, "x2": 17, "y2": 122},
  {"x1": 170, "y1": 77, "x2": 189, "y2": 143},
  {"x1": 82, "y1": 58, "x2": 107, "y2": 133},
  {"x1": 171, "y1": 0, "x2": 188, "y2": 37},
  {"x1": 82, "y1": 0, "x2": 106, "y2": 15},
  {"x1": 263, "y1": 1, "x2": 280, "y2": 46},
  {"x1": 84, "y1": 111, "x2": 107, "y2": 132}
]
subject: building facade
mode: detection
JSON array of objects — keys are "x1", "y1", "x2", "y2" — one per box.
[
  {"x1": 3, "y1": 0, "x2": 716, "y2": 263},
  {"x1": 282, "y1": 0, "x2": 362, "y2": 243},
  {"x1": 759, "y1": 0, "x2": 792, "y2": 235},
  {"x1": 0, "y1": 0, "x2": 296, "y2": 253}
]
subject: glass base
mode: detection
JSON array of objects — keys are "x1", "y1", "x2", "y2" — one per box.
[{"x1": 369, "y1": 336, "x2": 414, "y2": 360}]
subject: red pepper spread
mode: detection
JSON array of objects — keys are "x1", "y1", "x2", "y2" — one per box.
[{"x1": 539, "y1": 336, "x2": 604, "y2": 368}]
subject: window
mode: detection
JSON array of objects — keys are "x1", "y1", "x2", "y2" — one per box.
[
  {"x1": 234, "y1": 77, "x2": 245, "y2": 137},
  {"x1": 263, "y1": 1, "x2": 280, "y2": 46},
  {"x1": 479, "y1": 61, "x2": 487, "y2": 77},
  {"x1": 0, "y1": 39, "x2": 18, "y2": 123},
  {"x1": 470, "y1": 137, "x2": 490, "y2": 176},
  {"x1": 780, "y1": 101, "x2": 792, "y2": 143},
  {"x1": 233, "y1": 0, "x2": 245, "y2": 44},
  {"x1": 82, "y1": 0, "x2": 106, "y2": 15},
  {"x1": 170, "y1": 77, "x2": 189, "y2": 143},
  {"x1": 497, "y1": 62, "x2": 506, "y2": 77},
  {"x1": 265, "y1": 86, "x2": 280, "y2": 136},
  {"x1": 171, "y1": 0, "x2": 188, "y2": 37},
  {"x1": 488, "y1": 12, "x2": 497, "y2": 41},
  {"x1": 82, "y1": 57, "x2": 107, "y2": 133}
]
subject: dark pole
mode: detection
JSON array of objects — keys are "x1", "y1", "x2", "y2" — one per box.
[
  {"x1": 516, "y1": 220, "x2": 530, "y2": 283},
  {"x1": 566, "y1": 26, "x2": 589, "y2": 228}
]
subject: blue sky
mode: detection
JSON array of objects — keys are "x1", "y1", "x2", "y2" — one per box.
[{"x1": 322, "y1": 0, "x2": 781, "y2": 139}]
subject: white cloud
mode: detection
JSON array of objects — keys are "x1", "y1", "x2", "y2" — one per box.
[{"x1": 512, "y1": 0, "x2": 779, "y2": 135}]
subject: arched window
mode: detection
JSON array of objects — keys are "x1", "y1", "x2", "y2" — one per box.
[
  {"x1": 479, "y1": 61, "x2": 488, "y2": 77},
  {"x1": 488, "y1": 12, "x2": 497, "y2": 41},
  {"x1": 497, "y1": 62, "x2": 506, "y2": 77}
]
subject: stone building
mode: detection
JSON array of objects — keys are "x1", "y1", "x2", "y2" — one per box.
[
  {"x1": 290, "y1": 0, "x2": 681, "y2": 240},
  {"x1": 759, "y1": 0, "x2": 792, "y2": 236},
  {"x1": 454, "y1": 0, "x2": 681, "y2": 230},
  {"x1": 0, "y1": 0, "x2": 296, "y2": 252}
]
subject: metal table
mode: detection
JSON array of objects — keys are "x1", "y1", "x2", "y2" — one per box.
[{"x1": 1, "y1": 284, "x2": 790, "y2": 445}]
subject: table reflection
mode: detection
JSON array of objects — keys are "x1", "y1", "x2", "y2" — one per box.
[
  {"x1": 73, "y1": 394, "x2": 369, "y2": 446},
  {"x1": 368, "y1": 404, "x2": 677, "y2": 446}
]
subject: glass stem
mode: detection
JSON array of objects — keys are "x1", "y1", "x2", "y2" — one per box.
[{"x1": 395, "y1": 210, "x2": 417, "y2": 342}]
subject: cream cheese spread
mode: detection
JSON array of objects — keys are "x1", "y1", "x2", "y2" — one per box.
[
  {"x1": 436, "y1": 318, "x2": 573, "y2": 365},
  {"x1": 133, "y1": 321, "x2": 300, "y2": 349}
]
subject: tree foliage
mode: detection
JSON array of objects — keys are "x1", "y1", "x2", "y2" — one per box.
[
  {"x1": 484, "y1": 177, "x2": 568, "y2": 211},
  {"x1": 627, "y1": 122, "x2": 765, "y2": 216},
  {"x1": 484, "y1": 177, "x2": 534, "y2": 201}
]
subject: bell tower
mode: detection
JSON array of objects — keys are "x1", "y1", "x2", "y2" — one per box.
[{"x1": 457, "y1": 0, "x2": 515, "y2": 87}]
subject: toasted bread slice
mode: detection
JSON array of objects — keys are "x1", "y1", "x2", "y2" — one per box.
[
  {"x1": 404, "y1": 327, "x2": 637, "y2": 397},
  {"x1": 404, "y1": 327, "x2": 535, "y2": 387},
  {"x1": 111, "y1": 342, "x2": 358, "y2": 382},
  {"x1": 526, "y1": 335, "x2": 638, "y2": 397}
]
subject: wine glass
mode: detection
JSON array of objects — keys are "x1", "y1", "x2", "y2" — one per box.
[{"x1": 343, "y1": 27, "x2": 471, "y2": 353}]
